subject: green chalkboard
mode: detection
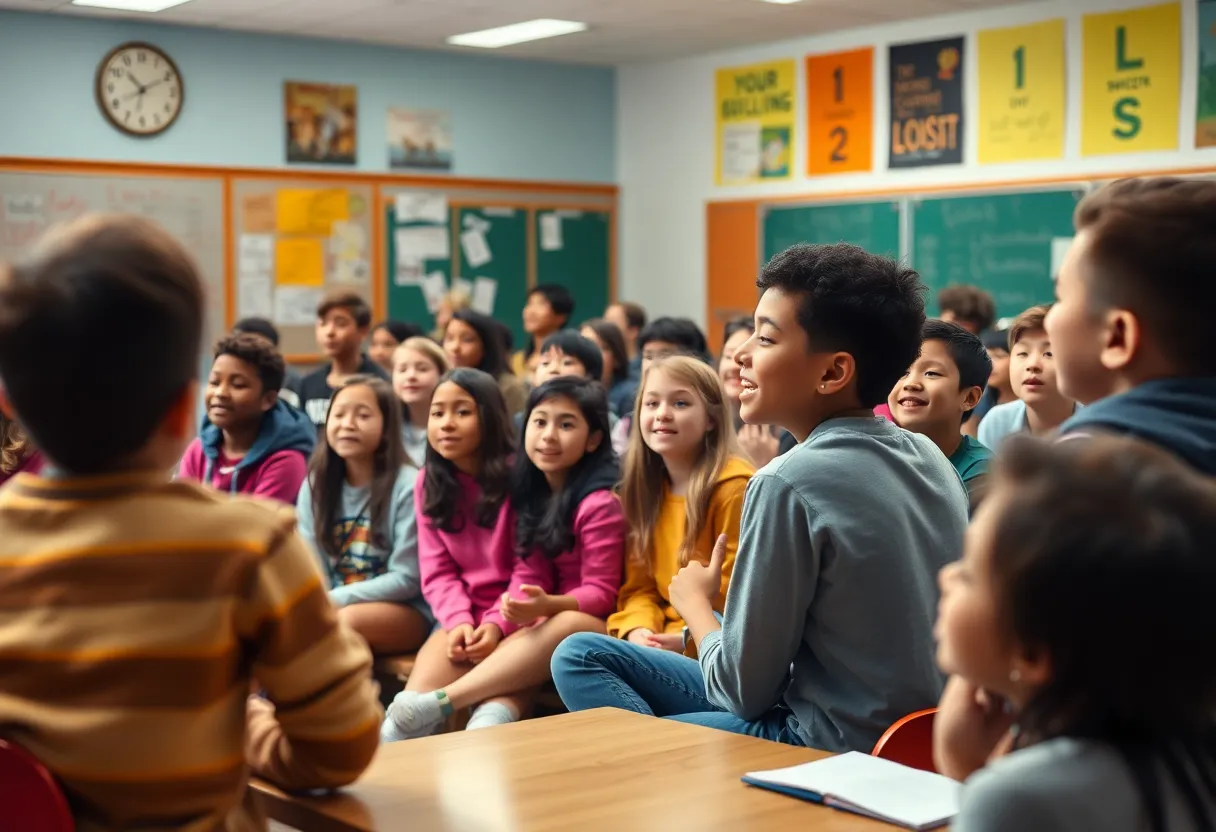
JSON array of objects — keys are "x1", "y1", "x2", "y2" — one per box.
[
  {"x1": 386, "y1": 205, "x2": 451, "y2": 330},
  {"x1": 912, "y1": 189, "x2": 1082, "y2": 318},
  {"x1": 458, "y1": 206, "x2": 530, "y2": 349},
  {"x1": 534, "y1": 209, "x2": 611, "y2": 326},
  {"x1": 762, "y1": 201, "x2": 901, "y2": 263}
]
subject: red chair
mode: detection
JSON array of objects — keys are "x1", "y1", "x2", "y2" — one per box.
[
  {"x1": 871, "y1": 708, "x2": 938, "y2": 773},
  {"x1": 0, "y1": 740, "x2": 74, "y2": 831}
]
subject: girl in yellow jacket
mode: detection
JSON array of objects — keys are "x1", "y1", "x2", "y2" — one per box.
[{"x1": 605, "y1": 355, "x2": 754, "y2": 651}]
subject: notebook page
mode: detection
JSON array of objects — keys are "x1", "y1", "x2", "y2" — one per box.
[{"x1": 745, "y1": 751, "x2": 960, "y2": 828}]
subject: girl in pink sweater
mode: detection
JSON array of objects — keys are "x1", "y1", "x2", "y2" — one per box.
[{"x1": 383, "y1": 375, "x2": 625, "y2": 740}]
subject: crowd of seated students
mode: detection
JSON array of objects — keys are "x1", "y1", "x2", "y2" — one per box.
[{"x1": 0, "y1": 176, "x2": 1212, "y2": 831}]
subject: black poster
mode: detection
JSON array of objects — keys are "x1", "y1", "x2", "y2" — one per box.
[{"x1": 888, "y1": 36, "x2": 965, "y2": 168}]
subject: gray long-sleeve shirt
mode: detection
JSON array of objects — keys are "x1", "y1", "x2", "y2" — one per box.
[
  {"x1": 296, "y1": 464, "x2": 432, "y2": 620},
  {"x1": 698, "y1": 416, "x2": 968, "y2": 752}
]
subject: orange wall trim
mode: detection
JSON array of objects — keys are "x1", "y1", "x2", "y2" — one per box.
[{"x1": 705, "y1": 201, "x2": 759, "y2": 354}]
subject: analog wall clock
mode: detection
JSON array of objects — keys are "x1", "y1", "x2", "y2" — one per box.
[{"x1": 95, "y1": 42, "x2": 184, "y2": 137}]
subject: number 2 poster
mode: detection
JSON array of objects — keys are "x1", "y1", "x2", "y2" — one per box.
[
  {"x1": 806, "y1": 48, "x2": 874, "y2": 176},
  {"x1": 888, "y1": 37, "x2": 965, "y2": 168}
]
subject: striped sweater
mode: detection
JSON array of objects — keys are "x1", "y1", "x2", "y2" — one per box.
[{"x1": 0, "y1": 471, "x2": 382, "y2": 831}]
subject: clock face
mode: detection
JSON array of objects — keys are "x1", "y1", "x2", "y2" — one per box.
[{"x1": 95, "y1": 42, "x2": 183, "y2": 137}]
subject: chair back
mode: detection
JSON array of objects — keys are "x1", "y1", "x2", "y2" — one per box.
[
  {"x1": 0, "y1": 739, "x2": 74, "y2": 831},
  {"x1": 871, "y1": 708, "x2": 937, "y2": 773}
]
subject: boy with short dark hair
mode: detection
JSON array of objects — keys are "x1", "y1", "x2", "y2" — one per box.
[
  {"x1": 979, "y1": 305, "x2": 1080, "y2": 451},
  {"x1": 178, "y1": 332, "x2": 315, "y2": 504},
  {"x1": 1046, "y1": 177, "x2": 1216, "y2": 474},
  {"x1": 889, "y1": 320, "x2": 993, "y2": 502},
  {"x1": 232, "y1": 315, "x2": 303, "y2": 396},
  {"x1": 533, "y1": 330, "x2": 605, "y2": 386},
  {"x1": 0, "y1": 215, "x2": 380, "y2": 830},
  {"x1": 289, "y1": 290, "x2": 388, "y2": 428},
  {"x1": 553, "y1": 243, "x2": 968, "y2": 752},
  {"x1": 937, "y1": 284, "x2": 997, "y2": 335},
  {"x1": 514, "y1": 283, "x2": 575, "y2": 378}
]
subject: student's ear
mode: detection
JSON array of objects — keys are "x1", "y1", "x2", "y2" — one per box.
[
  {"x1": 960, "y1": 385, "x2": 984, "y2": 413},
  {"x1": 1099, "y1": 309, "x2": 1139, "y2": 372},
  {"x1": 260, "y1": 387, "x2": 279, "y2": 414},
  {"x1": 164, "y1": 381, "x2": 199, "y2": 439},
  {"x1": 585, "y1": 430, "x2": 603, "y2": 454},
  {"x1": 816, "y1": 352, "x2": 856, "y2": 396},
  {"x1": 1010, "y1": 644, "x2": 1053, "y2": 692}
]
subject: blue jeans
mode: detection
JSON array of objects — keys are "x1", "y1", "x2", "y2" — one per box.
[{"x1": 551, "y1": 632, "x2": 804, "y2": 745}]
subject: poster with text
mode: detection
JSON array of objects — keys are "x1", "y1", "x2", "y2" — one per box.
[
  {"x1": 806, "y1": 47, "x2": 874, "y2": 175},
  {"x1": 388, "y1": 108, "x2": 453, "y2": 172},
  {"x1": 1197, "y1": 0, "x2": 1216, "y2": 147},
  {"x1": 888, "y1": 37, "x2": 965, "y2": 168},
  {"x1": 715, "y1": 59, "x2": 796, "y2": 184},
  {"x1": 1081, "y1": 2, "x2": 1181, "y2": 156},
  {"x1": 285, "y1": 81, "x2": 357, "y2": 165},
  {"x1": 977, "y1": 20, "x2": 1067, "y2": 163}
]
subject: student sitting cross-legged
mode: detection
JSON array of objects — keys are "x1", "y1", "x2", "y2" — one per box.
[
  {"x1": 178, "y1": 332, "x2": 315, "y2": 504},
  {"x1": 552, "y1": 243, "x2": 968, "y2": 751},
  {"x1": 0, "y1": 215, "x2": 381, "y2": 830},
  {"x1": 888, "y1": 319, "x2": 993, "y2": 506}
]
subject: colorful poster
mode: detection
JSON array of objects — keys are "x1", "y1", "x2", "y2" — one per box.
[
  {"x1": 888, "y1": 37, "x2": 965, "y2": 168},
  {"x1": 1197, "y1": 0, "x2": 1216, "y2": 147},
  {"x1": 806, "y1": 48, "x2": 874, "y2": 175},
  {"x1": 977, "y1": 20, "x2": 1067, "y2": 163},
  {"x1": 274, "y1": 237, "x2": 325, "y2": 287},
  {"x1": 715, "y1": 59, "x2": 796, "y2": 184},
  {"x1": 1081, "y1": 2, "x2": 1181, "y2": 156},
  {"x1": 387, "y1": 108, "x2": 453, "y2": 172},
  {"x1": 285, "y1": 81, "x2": 357, "y2": 165}
]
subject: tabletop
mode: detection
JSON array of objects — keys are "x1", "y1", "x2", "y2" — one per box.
[{"x1": 252, "y1": 708, "x2": 895, "y2": 831}]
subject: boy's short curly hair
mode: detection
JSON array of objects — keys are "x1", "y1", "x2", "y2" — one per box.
[{"x1": 213, "y1": 332, "x2": 286, "y2": 393}]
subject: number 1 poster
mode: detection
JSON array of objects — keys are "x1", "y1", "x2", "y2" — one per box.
[
  {"x1": 715, "y1": 59, "x2": 796, "y2": 184},
  {"x1": 977, "y1": 20, "x2": 1066, "y2": 163},
  {"x1": 888, "y1": 37, "x2": 965, "y2": 168},
  {"x1": 806, "y1": 48, "x2": 874, "y2": 175}
]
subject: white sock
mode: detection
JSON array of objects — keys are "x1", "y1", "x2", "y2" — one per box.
[
  {"x1": 465, "y1": 701, "x2": 519, "y2": 731},
  {"x1": 380, "y1": 690, "x2": 449, "y2": 743}
]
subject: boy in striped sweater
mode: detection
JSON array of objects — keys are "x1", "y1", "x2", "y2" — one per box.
[{"x1": 0, "y1": 214, "x2": 381, "y2": 831}]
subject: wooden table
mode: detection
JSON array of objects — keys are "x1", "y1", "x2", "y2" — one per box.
[{"x1": 252, "y1": 708, "x2": 894, "y2": 831}]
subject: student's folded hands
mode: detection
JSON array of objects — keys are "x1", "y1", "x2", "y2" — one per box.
[
  {"x1": 499, "y1": 585, "x2": 552, "y2": 626},
  {"x1": 464, "y1": 622, "x2": 503, "y2": 664}
]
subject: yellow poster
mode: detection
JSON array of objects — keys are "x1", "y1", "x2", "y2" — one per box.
[
  {"x1": 276, "y1": 188, "x2": 349, "y2": 236},
  {"x1": 715, "y1": 59, "x2": 796, "y2": 185},
  {"x1": 1081, "y1": 2, "x2": 1181, "y2": 155},
  {"x1": 977, "y1": 20, "x2": 1066, "y2": 163},
  {"x1": 274, "y1": 237, "x2": 325, "y2": 286}
]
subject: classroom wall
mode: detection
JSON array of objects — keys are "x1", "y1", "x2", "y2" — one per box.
[
  {"x1": 616, "y1": 0, "x2": 1215, "y2": 327},
  {"x1": 0, "y1": 10, "x2": 616, "y2": 184}
]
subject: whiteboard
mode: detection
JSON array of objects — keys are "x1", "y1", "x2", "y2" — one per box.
[{"x1": 0, "y1": 170, "x2": 226, "y2": 418}]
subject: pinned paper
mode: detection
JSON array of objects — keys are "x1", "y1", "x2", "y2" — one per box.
[
  {"x1": 274, "y1": 237, "x2": 325, "y2": 287},
  {"x1": 330, "y1": 220, "x2": 367, "y2": 253},
  {"x1": 539, "y1": 213, "x2": 563, "y2": 252},
  {"x1": 1050, "y1": 237, "x2": 1074, "y2": 278},
  {"x1": 335, "y1": 258, "x2": 369, "y2": 284},
  {"x1": 241, "y1": 193, "x2": 276, "y2": 233},
  {"x1": 395, "y1": 192, "x2": 448, "y2": 225},
  {"x1": 395, "y1": 226, "x2": 450, "y2": 265},
  {"x1": 421, "y1": 272, "x2": 449, "y2": 313},
  {"x1": 238, "y1": 274, "x2": 274, "y2": 319},
  {"x1": 461, "y1": 229, "x2": 492, "y2": 268},
  {"x1": 395, "y1": 263, "x2": 424, "y2": 286},
  {"x1": 462, "y1": 214, "x2": 491, "y2": 233},
  {"x1": 274, "y1": 286, "x2": 324, "y2": 326},
  {"x1": 239, "y1": 234, "x2": 274, "y2": 276},
  {"x1": 276, "y1": 189, "x2": 349, "y2": 236},
  {"x1": 471, "y1": 277, "x2": 498, "y2": 316},
  {"x1": 3, "y1": 194, "x2": 42, "y2": 220}
]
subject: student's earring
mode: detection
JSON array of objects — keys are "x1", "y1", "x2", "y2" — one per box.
[{"x1": 1009, "y1": 668, "x2": 1021, "y2": 683}]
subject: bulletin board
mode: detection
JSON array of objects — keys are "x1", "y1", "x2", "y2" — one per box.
[
  {"x1": 229, "y1": 177, "x2": 378, "y2": 358},
  {"x1": 380, "y1": 185, "x2": 615, "y2": 347}
]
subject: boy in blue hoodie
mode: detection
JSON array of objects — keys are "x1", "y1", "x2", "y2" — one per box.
[
  {"x1": 1046, "y1": 177, "x2": 1216, "y2": 474},
  {"x1": 178, "y1": 332, "x2": 315, "y2": 503}
]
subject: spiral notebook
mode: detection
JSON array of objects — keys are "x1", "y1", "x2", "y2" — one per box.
[{"x1": 742, "y1": 751, "x2": 960, "y2": 830}]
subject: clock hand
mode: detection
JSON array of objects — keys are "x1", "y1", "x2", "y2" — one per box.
[{"x1": 128, "y1": 71, "x2": 146, "y2": 89}]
